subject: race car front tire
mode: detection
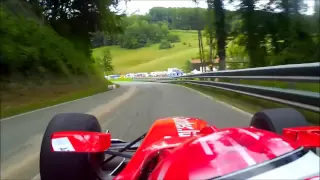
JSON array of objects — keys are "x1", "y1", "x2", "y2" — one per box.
[
  {"x1": 250, "y1": 108, "x2": 310, "y2": 135},
  {"x1": 39, "y1": 113, "x2": 104, "y2": 180}
]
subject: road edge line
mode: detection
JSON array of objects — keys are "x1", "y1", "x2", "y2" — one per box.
[
  {"x1": 177, "y1": 84, "x2": 253, "y2": 117},
  {"x1": 0, "y1": 88, "x2": 120, "y2": 122}
]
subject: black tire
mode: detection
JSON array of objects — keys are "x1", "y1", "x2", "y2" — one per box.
[
  {"x1": 40, "y1": 113, "x2": 104, "y2": 180},
  {"x1": 250, "y1": 108, "x2": 310, "y2": 135}
]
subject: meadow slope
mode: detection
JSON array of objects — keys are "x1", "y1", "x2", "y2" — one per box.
[{"x1": 92, "y1": 30, "x2": 205, "y2": 73}]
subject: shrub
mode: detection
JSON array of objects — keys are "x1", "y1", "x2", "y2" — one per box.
[
  {"x1": 159, "y1": 40, "x2": 172, "y2": 49},
  {"x1": 167, "y1": 33, "x2": 180, "y2": 43}
]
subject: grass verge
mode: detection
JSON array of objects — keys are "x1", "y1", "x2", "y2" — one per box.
[
  {"x1": 234, "y1": 79, "x2": 319, "y2": 93},
  {"x1": 179, "y1": 83, "x2": 320, "y2": 125},
  {"x1": 0, "y1": 77, "x2": 114, "y2": 119},
  {"x1": 110, "y1": 78, "x2": 133, "y2": 82}
]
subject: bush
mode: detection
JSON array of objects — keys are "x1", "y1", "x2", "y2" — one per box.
[
  {"x1": 159, "y1": 40, "x2": 172, "y2": 49},
  {"x1": 145, "y1": 39, "x2": 153, "y2": 47},
  {"x1": 183, "y1": 60, "x2": 192, "y2": 72},
  {"x1": 96, "y1": 49, "x2": 113, "y2": 73},
  {"x1": 167, "y1": 33, "x2": 180, "y2": 43}
]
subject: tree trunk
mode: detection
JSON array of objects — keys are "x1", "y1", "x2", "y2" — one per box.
[
  {"x1": 207, "y1": 0, "x2": 214, "y2": 71},
  {"x1": 281, "y1": 0, "x2": 291, "y2": 49},
  {"x1": 241, "y1": 0, "x2": 266, "y2": 67},
  {"x1": 214, "y1": 0, "x2": 226, "y2": 70},
  {"x1": 197, "y1": 30, "x2": 204, "y2": 72},
  {"x1": 316, "y1": 0, "x2": 320, "y2": 49},
  {"x1": 199, "y1": 30, "x2": 206, "y2": 72},
  {"x1": 315, "y1": 0, "x2": 320, "y2": 61},
  {"x1": 209, "y1": 34, "x2": 213, "y2": 66}
]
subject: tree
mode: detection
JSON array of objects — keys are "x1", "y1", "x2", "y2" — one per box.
[
  {"x1": 118, "y1": 19, "x2": 171, "y2": 49},
  {"x1": 183, "y1": 60, "x2": 193, "y2": 72},
  {"x1": 159, "y1": 40, "x2": 172, "y2": 49},
  {"x1": 316, "y1": 0, "x2": 320, "y2": 60},
  {"x1": 206, "y1": 3, "x2": 215, "y2": 67},
  {"x1": 100, "y1": 49, "x2": 113, "y2": 73},
  {"x1": 149, "y1": 7, "x2": 207, "y2": 30},
  {"x1": 197, "y1": 29, "x2": 205, "y2": 72},
  {"x1": 239, "y1": 0, "x2": 267, "y2": 67},
  {"x1": 205, "y1": 0, "x2": 226, "y2": 70},
  {"x1": 27, "y1": 0, "x2": 124, "y2": 57},
  {"x1": 226, "y1": 35, "x2": 249, "y2": 69}
]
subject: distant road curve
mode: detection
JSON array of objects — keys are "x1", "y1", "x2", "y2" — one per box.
[{"x1": 0, "y1": 82, "x2": 252, "y2": 180}]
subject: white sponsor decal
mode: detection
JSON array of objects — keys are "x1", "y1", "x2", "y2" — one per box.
[
  {"x1": 173, "y1": 117, "x2": 200, "y2": 137},
  {"x1": 199, "y1": 139, "x2": 214, "y2": 155},
  {"x1": 51, "y1": 137, "x2": 75, "y2": 152},
  {"x1": 197, "y1": 134, "x2": 256, "y2": 164}
]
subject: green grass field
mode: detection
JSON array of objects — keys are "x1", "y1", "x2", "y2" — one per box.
[
  {"x1": 110, "y1": 78, "x2": 133, "y2": 82},
  {"x1": 92, "y1": 30, "x2": 202, "y2": 73}
]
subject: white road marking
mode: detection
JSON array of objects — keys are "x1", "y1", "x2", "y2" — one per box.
[
  {"x1": 178, "y1": 84, "x2": 253, "y2": 117},
  {"x1": 31, "y1": 174, "x2": 40, "y2": 180}
]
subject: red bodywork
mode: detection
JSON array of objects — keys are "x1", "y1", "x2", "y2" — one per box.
[
  {"x1": 50, "y1": 117, "x2": 320, "y2": 180},
  {"x1": 283, "y1": 126, "x2": 320, "y2": 148},
  {"x1": 51, "y1": 131, "x2": 111, "y2": 152}
]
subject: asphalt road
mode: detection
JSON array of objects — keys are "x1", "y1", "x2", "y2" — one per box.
[{"x1": 0, "y1": 82, "x2": 252, "y2": 180}]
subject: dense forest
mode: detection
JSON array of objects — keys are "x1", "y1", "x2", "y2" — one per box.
[{"x1": 92, "y1": 18, "x2": 180, "y2": 49}]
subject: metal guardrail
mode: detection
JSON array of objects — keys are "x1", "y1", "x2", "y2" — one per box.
[{"x1": 133, "y1": 63, "x2": 320, "y2": 112}]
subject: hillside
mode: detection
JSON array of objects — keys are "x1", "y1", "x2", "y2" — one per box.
[
  {"x1": 0, "y1": 1, "x2": 113, "y2": 118},
  {"x1": 93, "y1": 30, "x2": 205, "y2": 73},
  {"x1": 92, "y1": 5, "x2": 319, "y2": 74}
]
